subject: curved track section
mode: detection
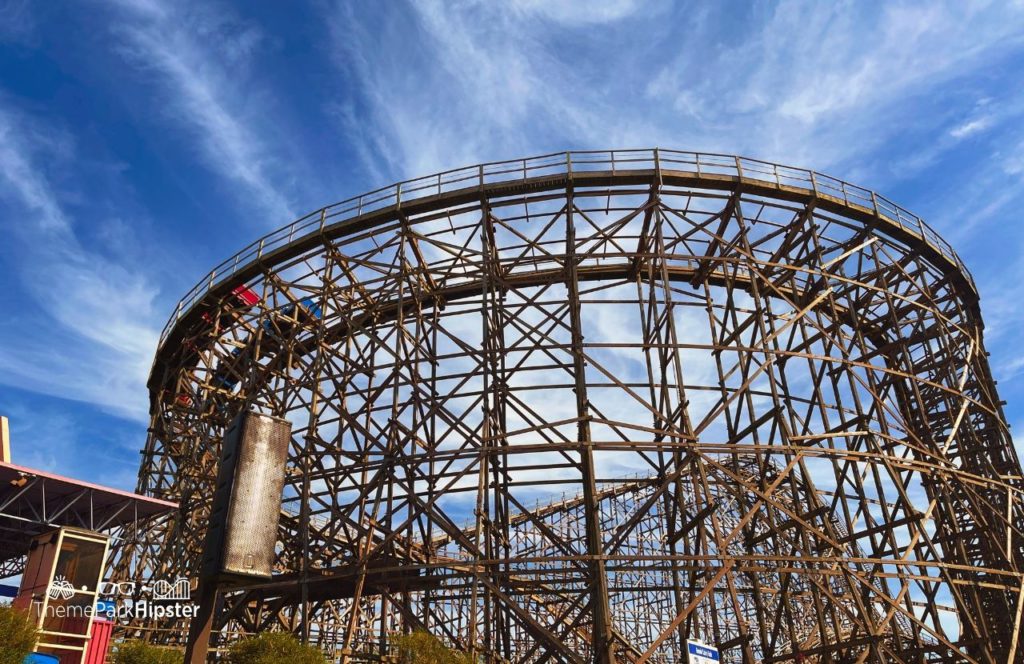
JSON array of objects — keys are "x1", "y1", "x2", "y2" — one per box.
[{"x1": 126, "y1": 150, "x2": 1023, "y2": 663}]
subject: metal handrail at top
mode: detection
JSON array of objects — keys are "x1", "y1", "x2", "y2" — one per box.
[{"x1": 159, "y1": 148, "x2": 974, "y2": 348}]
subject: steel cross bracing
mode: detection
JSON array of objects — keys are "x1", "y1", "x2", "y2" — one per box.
[{"x1": 114, "y1": 151, "x2": 1024, "y2": 663}]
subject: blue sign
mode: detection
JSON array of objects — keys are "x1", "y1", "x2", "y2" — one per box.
[
  {"x1": 687, "y1": 640, "x2": 720, "y2": 663},
  {"x1": 24, "y1": 654, "x2": 59, "y2": 664},
  {"x1": 95, "y1": 599, "x2": 117, "y2": 618}
]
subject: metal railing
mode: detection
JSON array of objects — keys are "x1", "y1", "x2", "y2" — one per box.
[{"x1": 159, "y1": 148, "x2": 974, "y2": 348}]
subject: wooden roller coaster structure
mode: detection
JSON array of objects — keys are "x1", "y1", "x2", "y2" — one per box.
[{"x1": 114, "y1": 149, "x2": 1024, "y2": 662}]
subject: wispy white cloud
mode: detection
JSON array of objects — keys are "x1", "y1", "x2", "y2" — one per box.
[
  {"x1": 331, "y1": 0, "x2": 1024, "y2": 183},
  {"x1": 329, "y1": 0, "x2": 662, "y2": 178},
  {"x1": 108, "y1": 0, "x2": 297, "y2": 225},
  {"x1": 998, "y1": 355, "x2": 1024, "y2": 382},
  {"x1": 645, "y1": 2, "x2": 1024, "y2": 170},
  {"x1": 949, "y1": 116, "x2": 992, "y2": 139},
  {"x1": 0, "y1": 112, "x2": 68, "y2": 230},
  {"x1": 930, "y1": 126, "x2": 1024, "y2": 246},
  {"x1": 0, "y1": 102, "x2": 158, "y2": 422},
  {"x1": 1005, "y1": 145, "x2": 1024, "y2": 176},
  {"x1": 507, "y1": 0, "x2": 646, "y2": 24}
]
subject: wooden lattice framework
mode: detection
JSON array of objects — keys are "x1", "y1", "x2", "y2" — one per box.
[{"x1": 116, "y1": 150, "x2": 1024, "y2": 662}]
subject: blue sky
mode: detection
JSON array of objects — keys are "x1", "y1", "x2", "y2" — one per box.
[{"x1": 1, "y1": 0, "x2": 1023, "y2": 491}]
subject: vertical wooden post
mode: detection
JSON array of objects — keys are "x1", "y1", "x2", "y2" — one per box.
[
  {"x1": 184, "y1": 581, "x2": 218, "y2": 664},
  {"x1": 0, "y1": 415, "x2": 10, "y2": 463}
]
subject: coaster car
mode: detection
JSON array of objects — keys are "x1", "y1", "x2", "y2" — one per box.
[{"x1": 201, "y1": 285, "x2": 262, "y2": 327}]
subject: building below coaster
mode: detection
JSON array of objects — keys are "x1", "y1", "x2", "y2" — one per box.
[{"x1": 0, "y1": 416, "x2": 177, "y2": 663}]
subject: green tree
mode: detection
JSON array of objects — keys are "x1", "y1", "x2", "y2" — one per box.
[
  {"x1": 393, "y1": 630, "x2": 473, "y2": 664},
  {"x1": 227, "y1": 632, "x2": 327, "y2": 664},
  {"x1": 112, "y1": 640, "x2": 182, "y2": 664},
  {"x1": 0, "y1": 605, "x2": 38, "y2": 664}
]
